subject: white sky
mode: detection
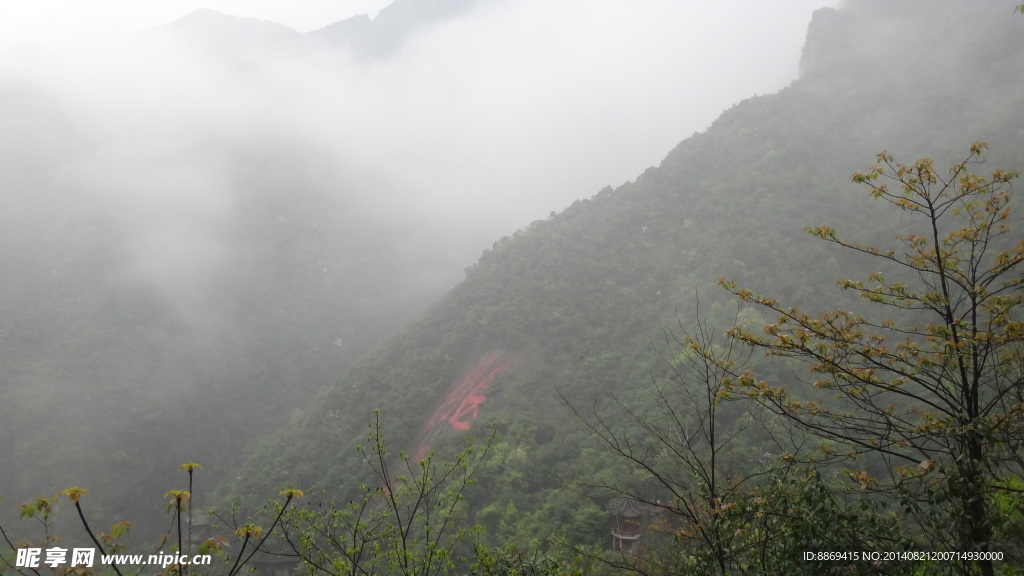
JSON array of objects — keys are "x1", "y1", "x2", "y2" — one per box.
[{"x1": 0, "y1": 1, "x2": 393, "y2": 54}]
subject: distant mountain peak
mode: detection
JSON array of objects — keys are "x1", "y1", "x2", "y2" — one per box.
[
  {"x1": 161, "y1": 8, "x2": 299, "y2": 39},
  {"x1": 170, "y1": 8, "x2": 294, "y2": 30},
  {"x1": 155, "y1": 1, "x2": 489, "y2": 59},
  {"x1": 161, "y1": 8, "x2": 301, "y2": 47},
  {"x1": 307, "y1": 0, "x2": 488, "y2": 57}
]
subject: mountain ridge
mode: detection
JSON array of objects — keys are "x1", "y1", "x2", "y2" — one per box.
[{"x1": 158, "y1": 0, "x2": 490, "y2": 58}]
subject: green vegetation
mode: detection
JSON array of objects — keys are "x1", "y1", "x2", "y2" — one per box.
[
  {"x1": 722, "y1": 143, "x2": 1022, "y2": 575},
  {"x1": 584, "y1": 145, "x2": 1022, "y2": 575},
  {"x1": 227, "y1": 0, "x2": 1024, "y2": 551},
  {"x1": 277, "y1": 412, "x2": 491, "y2": 576},
  {"x1": 0, "y1": 416, "x2": 577, "y2": 576},
  {"x1": 4, "y1": 141, "x2": 1024, "y2": 576}
]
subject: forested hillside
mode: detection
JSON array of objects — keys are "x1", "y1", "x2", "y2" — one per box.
[
  {"x1": 0, "y1": 0, "x2": 825, "y2": 530},
  {"x1": 227, "y1": 0, "x2": 1024, "y2": 569}
]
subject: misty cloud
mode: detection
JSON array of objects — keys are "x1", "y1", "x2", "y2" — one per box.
[
  {"x1": 0, "y1": 0, "x2": 838, "y2": 518},
  {"x1": 8, "y1": 1, "x2": 837, "y2": 310}
]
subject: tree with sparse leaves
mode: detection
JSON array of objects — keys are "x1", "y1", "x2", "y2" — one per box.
[
  {"x1": 570, "y1": 310, "x2": 769, "y2": 575},
  {"x1": 269, "y1": 411, "x2": 493, "y2": 576},
  {"x1": 574, "y1": 307, "x2": 910, "y2": 576},
  {"x1": 0, "y1": 414, "x2": 503, "y2": 576},
  {"x1": 717, "y1": 143, "x2": 1022, "y2": 576},
  {"x1": 0, "y1": 467, "x2": 297, "y2": 576}
]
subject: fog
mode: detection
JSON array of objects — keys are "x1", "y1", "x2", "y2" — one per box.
[
  {"x1": 0, "y1": 0, "x2": 839, "y2": 520},
  {"x1": 0, "y1": 1, "x2": 393, "y2": 53},
  {"x1": 4, "y1": 0, "x2": 839, "y2": 284}
]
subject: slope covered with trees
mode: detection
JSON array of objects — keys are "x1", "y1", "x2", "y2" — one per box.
[{"x1": 227, "y1": 0, "x2": 1024, "y2": 567}]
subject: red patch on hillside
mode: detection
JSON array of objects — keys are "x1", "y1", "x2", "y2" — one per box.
[
  {"x1": 423, "y1": 351, "x2": 513, "y2": 434},
  {"x1": 409, "y1": 351, "x2": 515, "y2": 463}
]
